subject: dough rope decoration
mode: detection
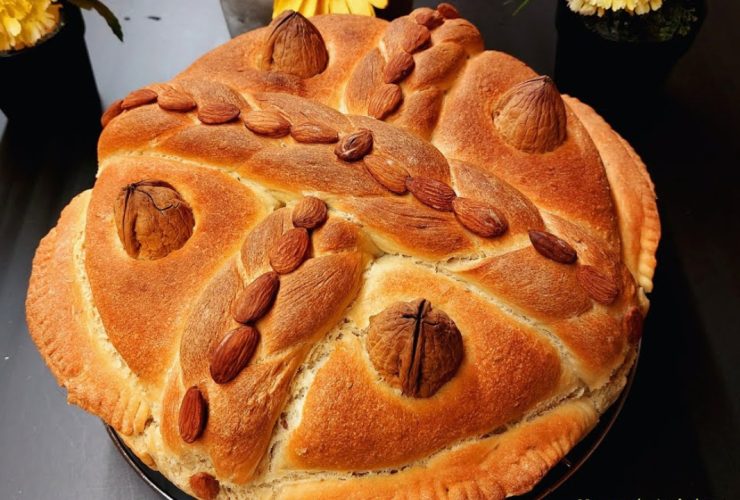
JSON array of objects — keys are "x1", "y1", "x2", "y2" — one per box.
[{"x1": 26, "y1": 4, "x2": 659, "y2": 499}]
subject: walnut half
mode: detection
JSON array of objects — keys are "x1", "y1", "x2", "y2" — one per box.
[
  {"x1": 114, "y1": 180, "x2": 195, "y2": 260},
  {"x1": 367, "y1": 299, "x2": 463, "y2": 398},
  {"x1": 493, "y1": 76, "x2": 567, "y2": 154},
  {"x1": 260, "y1": 11, "x2": 329, "y2": 79}
]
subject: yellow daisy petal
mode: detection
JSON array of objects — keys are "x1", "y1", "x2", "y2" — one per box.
[
  {"x1": 330, "y1": 0, "x2": 351, "y2": 14},
  {"x1": 3, "y1": 15, "x2": 22, "y2": 37},
  {"x1": 300, "y1": 0, "x2": 319, "y2": 16},
  {"x1": 347, "y1": 0, "x2": 374, "y2": 15},
  {"x1": 567, "y1": 0, "x2": 663, "y2": 14},
  {"x1": 0, "y1": 0, "x2": 61, "y2": 50},
  {"x1": 315, "y1": 0, "x2": 330, "y2": 14},
  {"x1": 274, "y1": 0, "x2": 392, "y2": 20},
  {"x1": 273, "y1": 0, "x2": 301, "y2": 18}
]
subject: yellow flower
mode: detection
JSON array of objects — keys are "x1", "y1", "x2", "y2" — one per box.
[
  {"x1": 567, "y1": 0, "x2": 663, "y2": 16},
  {"x1": 0, "y1": 0, "x2": 61, "y2": 51},
  {"x1": 273, "y1": 0, "x2": 388, "y2": 19}
]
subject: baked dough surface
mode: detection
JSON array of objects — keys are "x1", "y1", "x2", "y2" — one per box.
[{"x1": 26, "y1": 6, "x2": 659, "y2": 499}]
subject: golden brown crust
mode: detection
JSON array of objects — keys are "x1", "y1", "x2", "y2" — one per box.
[
  {"x1": 26, "y1": 9, "x2": 658, "y2": 499},
  {"x1": 336, "y1": 196, "x2": 474, "y2": 258},
  {"x1": 345, "y1": 48, "x2": 386, "y2": 115},
  {"x1": 84, "y1": 157, "x2": 266, "y2": 383},
  {"x1": 565, "y1": 96, "x2": 660, "y2": 293},
  {"x1": 284, "y1": 261, "x2": 569, "y2": 471},
  {"x1": 160, "y1": 208, "x2": 372, "y2": 483},
  {"x1": 26, "y1": 192, "x2": 150, "y2": 435},
  {"x1": 280, "y1": 400, "x2": 597, "y2": 500},
  {"x1": 433, "y1": 51, "x2": 620, "y2": 250}
]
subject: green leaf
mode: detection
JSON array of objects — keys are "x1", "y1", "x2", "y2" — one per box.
[
  {"x1": 68, "y1": 0, "x2": 123, "y2": 41},
  {"x1": 506, "y1": 0, "x2": 531, "y2": 16}
]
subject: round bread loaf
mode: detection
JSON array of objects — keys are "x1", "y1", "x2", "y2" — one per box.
[{"x1": 26, "y1": 5, "x2": 660, "y2": 499}]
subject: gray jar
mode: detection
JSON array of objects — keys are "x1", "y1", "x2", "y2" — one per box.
[{"x1": 220, "y1": 0, "x2": 274, "y2": 37}]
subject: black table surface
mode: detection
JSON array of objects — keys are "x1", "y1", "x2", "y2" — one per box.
[{"x1": 1, "y1": 1, "x2": 738, "y2": 498}]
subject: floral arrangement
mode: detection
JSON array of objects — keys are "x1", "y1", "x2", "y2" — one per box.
[
  {"x1": 272, "y1": 0, "x2": 388, "y2": 18},
  {"x1": 567, "y1": 0, "x2": 663, "y2": 16},
  {"x1": 514, "y1": 0, "x2": 663, "y2": 16},
  {"x1": 511, "y1": 0, "x2": 701, "y2": 42},
  {"x1": 579, "y1": 0, "x2": 701, "y2": 41},
  {"x1": 0, "y1": 0, "x2": 61, "y2": 51},
  {"x1": 0, "y1": 0, "x2": 121, "y2": 52}
]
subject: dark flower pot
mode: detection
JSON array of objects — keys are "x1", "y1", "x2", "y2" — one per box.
[
  {"x1": 377, "y1": 0, "x2": 413, "y2": 20},
  {"x1": 0, "y1": 2, "x2": 101, "y2": 130},
  {"x1": 555, "y1": 0, "x2": 706, "y2": 133}
]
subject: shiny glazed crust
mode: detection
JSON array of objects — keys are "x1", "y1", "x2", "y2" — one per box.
[{"x1": 26, "y1": 6, "x2": 659, "y2": 499}]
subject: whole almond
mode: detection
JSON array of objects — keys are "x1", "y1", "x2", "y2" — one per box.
[
  {"x1": 335, "y1": 129, "x2": 374, "y2": 162},
  {"x1": 364, "y1": 155, "x2": 409, "y2": 194},
  {"x1": 198, "y1": 103, "x2": 240, "y2": 124},
  {"x1": 415, "y1": 9, "x2": 445, "y2": 29},
  {"x1": 158, "y1": 88, "x2": 197, "y2": 112},
  {"x1": 290, "y1": 122, "x2": 338, "y2": 143},
  {"x1": 494, "y1": 76, "x2": 566, "y2": 153},
  {"x1": 577, "y1": 265, "x2": 619, "y2": 304},
  {"x1": 232, "y1": 272, "x2": 280, "y2": 324},
  {"x1": 210, "y1": 326, "x2": 260, "y2": 384},
  {"x1": 437, "y1": 3, "x2": 461, "y2": 18},
  {"x1": 269, "y1": 227, "x2": 310, "y2": 274},
  {"x1": 528, "y1": 230, "x2": 578, "y2": 264},
  {"x1": 452, "y1": 198, "x2": 508, "y2": 237},
  {"x1": 368, "y1": 84, "x2": 403, "y2": 120},
  {"x1": 402, "y1": 24, "x2": 431, "y2": 54},
  {"x1": 292, "y1": 196, "x2": 328, "y2": 229},
  {"x1": 384, "y1": 52, "x2": 416, "y2": 84},
  {"x1": 178, "y1": 386, "x2": 207, "y2": 443},
  {"x1": 406, "y1": 177, "x2": 457, "y2": 212},
  {"x1": 101, "y1": 99, "x2": 123, "y2": 127},
  {"x1": 189, "y1": 473, "x2": 220, "y2": 500},
  {"x1": 624, "y1": 306, "x2": 644, "y2": 344},
  {"x1": 243, "y1": 110, "x2": 291, "y2": 137},
  {"x1": 121, "y1": 88, "x2": 158, "y2": 110}
]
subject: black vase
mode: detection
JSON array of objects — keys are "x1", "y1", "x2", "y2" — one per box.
[
  {"x1": 377, "y1": 0, "x2": 413, "y2": 20},
  {"x1": 0, "y1": 2, "x2": 101, "y2": 131},
  {"x1": 555, "y1": 0, "x2": 706, "y2": 133}
]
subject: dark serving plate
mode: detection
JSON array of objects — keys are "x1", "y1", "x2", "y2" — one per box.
[{"x1": 106, "y1": 348, "x2": 638, "y2": 499}]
